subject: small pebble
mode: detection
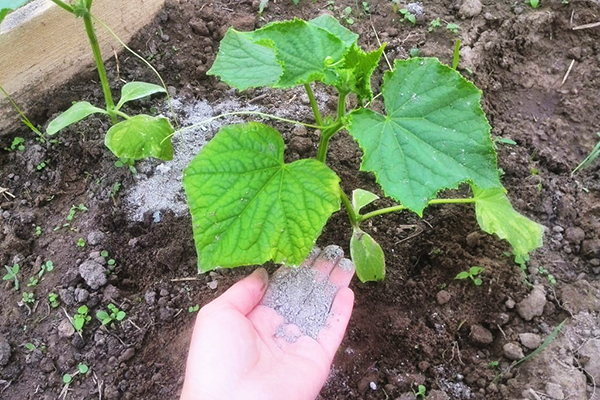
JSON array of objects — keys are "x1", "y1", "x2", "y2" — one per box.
[
  {"x1": 503, "y1": 342, "x2": 524, "y2": 360},
  {"x1": 207, "y1": 281, "x2": 218, "y2": 290}
]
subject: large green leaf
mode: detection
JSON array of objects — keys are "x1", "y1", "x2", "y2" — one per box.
[
  {"x1": 209, "y1": 17, "x2": 351, "y2": 89},
  {"x1": 46, "y1": 101, "x2": 107, "y2": 135},
  {"x1": 473, "y1": 186, "x2": 544, "y2": 264},
  {"x1": 350, "y1": 228, "x2": 385, "y2": 282},
  {"x1": 116, "y1": 82, "x2": 166, "y2": 110},
  {"x1": 0, "y1": 0, "x2": 29, "y2": 25},
  {"x1": 183, "y1": 122, "x2": 340, "y2": 271},
  {"x1": 207, "y1": 28, "x2": 282, "y2": 91},
  {"x1": 105, "y1": 115, "x2": 174, "y2": 161},
  {"x1": 347, "y1": 58, "x2": 502, "y2": 215}
]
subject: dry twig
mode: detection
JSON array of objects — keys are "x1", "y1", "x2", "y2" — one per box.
[
  {"x1": 572, "y1": 21, "x2": 600, "y2": 30},
  {"x1": 561, "y1": 59, "x2": 575, "y2": 85}
]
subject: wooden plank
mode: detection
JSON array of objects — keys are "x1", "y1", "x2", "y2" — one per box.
[{"x1": 0, "y1": 0, "x2": 167, "y2": 137}]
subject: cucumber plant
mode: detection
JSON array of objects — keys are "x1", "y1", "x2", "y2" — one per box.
[
  {"x1": 44, "y1": 0, "x2": 174, "y2": 163},
  {"x1": 182, "y1": 15, "x2": 544, "y2": 282}
]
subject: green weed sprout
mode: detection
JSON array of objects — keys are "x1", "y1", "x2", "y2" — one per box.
[
  {"x1": 45, "y1": 0, "x2": 174, "y2": 164},
  {"x1": 446, "y1": 23, "x2": 460, "y2": 34},
  {"x1": 529, "y1": 0, "x2": 540, "y2": 9},
  {"x1": 22, "y1": 292, "x2": 35, "y2": 304},
  {"x1": 3, "y1": 264, "x2": 20, "y2": 291},
  {"x1": 188, "y1": 304, "x2": 200, "y2": 313},
  {"x1": 413, "y1": 384, "x2": 427, "y2": 399},
  {"x1": 48, "y1": 293, "x2": 60, "y2": 308},
  {"x1": 66, "y1": 203, "x2": 88, "y2": 221},
  {"x1": 27, "y1": 260, "x2": 54, "y2": 287},
  {"x1": 183, "y1": 16, "x2": 544, "y2": 282},
  {"x1": 77, "y1": 238, "x2": 86, "y2": 247},
  {"x1": 96, "y1": 303, "x2": 126, "y2": 325},
  {"x1": 572, "y1": 132, "x2": 600, "y2": 174},
  {"x1": 73, "y1": 306, "x2": 91, "y2": 332},
  {"x1": 455, "y1": 266, "x2": 485, "y2": 286},
  {"x1": 24, "y1": 343, "x2": 36, "y2": 352},
  {"x1": 341, "y1": 6, "x2": 354, "y2": 25},
  {"x1": 538, "y1": 267, "x2": 556, "y2": 285},
  {"x1": 63, "y1": 363, "x2": 89, "y2": 384},
  {"x1": 399, "y1": 8, "x2": 416, "y2": 24},
  {"x1": 3, "y1": 137, "x2": 25, "y2": 152},
  {"x1": 428, "y1": 18, "x2": 442, "y2": 32},
  {"x1": 100, "y1": 250, "x2": 116, "y2": 266}
]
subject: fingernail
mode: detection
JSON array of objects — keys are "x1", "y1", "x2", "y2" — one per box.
[
  {"x1": 305, "y1": 246, "x2": 322, "y2": 263},
  {"x1": 316, "y1": 245, "x2": 344, "y2": 263},
  {"x1": 337, "y1": 258, "x2": 355, "y2": 272},
  {"x1": 254, "y1": 268, "x2": 269, "y2": 290}
]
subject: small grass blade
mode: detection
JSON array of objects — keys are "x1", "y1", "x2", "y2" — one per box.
[{"x1": 572, "y1": 132, "x2": 600, "y2": 174}]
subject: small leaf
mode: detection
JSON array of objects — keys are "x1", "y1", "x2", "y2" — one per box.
[
  {"x1": 348, "y1": 58, "x2": 502, "y2": 215},
  {"x1": 307, "y1": 14, "x2": 358, "y2": 47},
  {"x1": 474, "y1": 278, "x2": 482, "y2": 286},
  {"x1": 350, "y1": 228, "x2": 385, "y2": 282},
  {"x1": 77, "y1": 364, "x2": 89, "y2": 374},
  {"x1": 455, "y1": 271, "x2": 470, "y2": 280},
  {"x1": 96, "y1": 311, "x2": 110, "y2": 323},
  {"x1": 324, "y1": 44, "x2": 385, "y2": 103},
  {"x1": 469, "y1": 266, "x2": 484, "y2": 275},
  {"x1": 473, "y1": 186, "x2": 544, "y2": 264},
  {"x1": 105, "y1": 115, "x2": 174, "y2": 161},
  {"x1": 352, "y1": 188, "x2": 379, "y2": 212},
  {"x1": 116, "y1": 82, "x2": 166, "y2": 110},
  {"x1": 47, "y1": 102, "x2": 107, "y2": 135},
  {"x1": 63, "y1": 374, "x2": 72, "y2": 384},
  {"x1": 116, "y1": 311, "x2": 126, "y2": 321},
  {"x1": 183, "y1": 122, "x2": 340, "y2": 271}
]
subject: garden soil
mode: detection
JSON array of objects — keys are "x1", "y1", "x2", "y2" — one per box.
[{"x1": 1, "y1": 0, "x2": 600, "y2": 399}]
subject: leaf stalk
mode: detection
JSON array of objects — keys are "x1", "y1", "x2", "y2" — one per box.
[
  {"x1": 339, "y1": 190, "x2": 359, "y2": 229},
  {"x1": 316, "y1": 90, "x2": 348, "y2": 163},
  {"x1": 304, "y1": 83, "x2": 323, "y2": 127},
  {"x1": 357, "y1": 197, "x2": 476, "y2": 223}
]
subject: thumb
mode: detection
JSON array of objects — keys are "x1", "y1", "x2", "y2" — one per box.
[{"x1": 210, "y1": 268, "x2": 269, "y2": 315}]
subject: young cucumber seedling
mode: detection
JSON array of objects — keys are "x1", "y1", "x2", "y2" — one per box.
[
  {"x1": 44, "y1": 0, "x2": 174, "y2": 163},
  {"x1": 181, "y1": 16, "x2": 544, "y2": 282}
]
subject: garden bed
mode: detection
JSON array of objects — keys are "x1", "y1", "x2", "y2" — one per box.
[{"x1": 1, "y1": 0, "x2": 600, "y2": 399}]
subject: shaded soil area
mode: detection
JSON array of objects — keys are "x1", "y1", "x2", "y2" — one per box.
[{"x1": 1, "y1": 0, "x2": 600, "y2": 399}]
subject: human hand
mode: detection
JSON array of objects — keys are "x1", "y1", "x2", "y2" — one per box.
[{"x1": 180, "y1": 246, "x2": 355, "y2": 400}]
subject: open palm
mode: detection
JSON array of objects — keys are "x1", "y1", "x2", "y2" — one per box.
[{"x1": 180, "y1": 247, "x2": 355, "y2": 400}]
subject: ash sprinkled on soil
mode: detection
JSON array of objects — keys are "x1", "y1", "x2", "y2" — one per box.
[{"x1": 262, "y1": 265, "x2": 339, "y2": 340}]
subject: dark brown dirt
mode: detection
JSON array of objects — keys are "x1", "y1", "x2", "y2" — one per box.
[{"x1": 1, "y1": 0, "x2": 600, "y2": 399}]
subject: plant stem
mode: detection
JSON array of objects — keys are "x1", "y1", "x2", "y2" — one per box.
[
  {"x1": 114, "y1": 110, "x2": 131, "y2": 120},
  {"x1": 92, "y1": 14, "x2": 180, "y2": 128},
  {"x1": 49, "y1": 0, "x2": 74, "y2": 13},
  {"x1": 452, "y1": 39, "x2": 461, "y2": 70},
  {"x1": 82, "y1": 12, "x2": 117, "y2": 123},
  {"x1": 339, "y1": 190, "x2": 359, "y2": 229},
  {"x1": 316, "y1": 90, "x2": 348, "y2": 163},
  {"x1": 358, "y1": 197, "x2": 476, "y2": 223},
  {"x1": 316, "y1": 121, "x2": 343, "y2": 162},
  {"x1": 304, "y1": 83, "x2": 323, "y2": 127}
]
